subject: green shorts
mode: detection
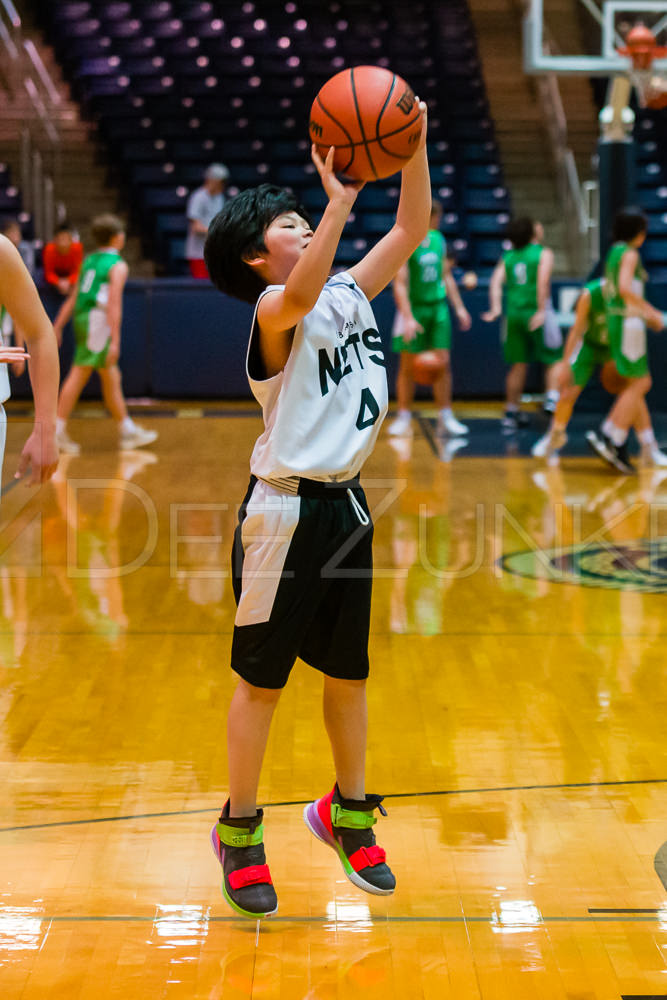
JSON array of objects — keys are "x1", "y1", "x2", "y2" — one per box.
[
  {"x1": 73, "y1": 310, "x2": 111, "y2": 369},
  {"x1": 607, "y1": 313, "x2": 649, "y2": 378},
  {"x1": 393, "y1": 299, "x2": 451, "y2": 353},
  {"x1": 570, "y1": 340, "x2": 611, "y2": 387},
  {"x1": 502, "y1": 310, "x2": 563, "y2": 365}
]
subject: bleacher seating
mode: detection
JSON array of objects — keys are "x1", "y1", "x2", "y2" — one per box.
[
  {"x1": 32, "y1": 0, "x2": 511, "y2": 275},
  {"x1": 635, "y1": 111, "x2": 667, "y2": 272}
]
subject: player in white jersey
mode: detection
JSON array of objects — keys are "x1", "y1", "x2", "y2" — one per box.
[
  {"x1": 203, "y1": 102, "x2": 431, "y2": 919},
  {"x1": 0, "y1": 235, "x2": 59, "y2": 484}
]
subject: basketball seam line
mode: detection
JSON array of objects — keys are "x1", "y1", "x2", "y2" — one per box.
[
  {"x1": 350, "y1": 66, "x2": 377, "y2": 179},
  {"x1": 315, "y1": 115, "x2": 421, "y2": 154},
  {"x1": 314, "y1": 94, "x2": 356, "y2": 176}
]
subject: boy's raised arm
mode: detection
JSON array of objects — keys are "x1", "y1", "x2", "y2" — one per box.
[
  {"x1": 256, "y1": 147, "x2": 364, "y2": 340},
  {"x1": 348, "y1": 101, "x2": 430, "y2": 301}
]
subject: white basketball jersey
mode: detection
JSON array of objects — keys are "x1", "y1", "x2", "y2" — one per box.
[
  {"x1": 0, "y1": 309, "x2": 11, "y2": 404},
  {"x1": 247, "y1": 273, "x2": 388, "y2": 484}
]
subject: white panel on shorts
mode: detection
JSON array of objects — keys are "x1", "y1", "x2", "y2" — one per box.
[
  {"x1": 0, "y1": 405, "x2": 6, "y2": 480},
  {"x1": 621, "y1": 316, "x2": 646, "y2": 363},
  {"x1": 235, "y1": 479, "x2": 301, "y2": 627},
  {"x1": 87, "y1": 307, "x2": 110, "y2": 353},
  {"x1": 543, "y1": 304, "x2": 563, "y2": 349}
]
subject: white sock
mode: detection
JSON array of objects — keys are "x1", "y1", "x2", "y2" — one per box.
[
  {"x1": 440, "y1": 408, "x2": 453, "y2": 419},
  {"x1": 608, "y1": 423, "x2": 628, "y2": 447},
  {"x1": 56, "y1": 417, "x2": 66, "y2": 435},
  {"x1": 601, "y1": 418, "x2": 614, "y2": 438},
  {"x1": 119, "y1": 417, "x2": 135, "y2": 434},
  {"x1": 506, "y1": 403, "x2": 519, "y2": 413},
  {"x1": 546, "y1": 390, "x2": 559, "y2": 402},
  {"x1": 396, "y1": 409, "x2": 411, "y2": 421},
  {"x1": 639, "y1": 428, "x2": 656, "y2": 446}
]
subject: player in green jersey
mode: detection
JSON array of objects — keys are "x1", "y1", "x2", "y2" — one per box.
[
  {"x1": 388, "y1": 200, "x2": 471, "y2": 439},
  {"x1": 483, "y1": 217, "x2": 562, "y2": 430},
  {"x1": 532, "y1": 278, "x2": 667, "y2": 465},
  {"x1": 586, "y1": 208, "x2": 664, "y2": 474},
  {"x1": 54, "y1": 214, "x2": 158, "y2": 455}
]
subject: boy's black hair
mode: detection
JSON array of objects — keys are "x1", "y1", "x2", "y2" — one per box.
[
  {"x1": 205, "y1": 184, "x2": 312, "y2": 304},
  {"x1": 612, "y1": 207, "x2": 648, "y2": 243},
  {"x1": 54, "y1": 222, "x2": 73, "y2": 235},
  {"x1": 505, "y1": 216, "x2": 534, "y2": 250}
]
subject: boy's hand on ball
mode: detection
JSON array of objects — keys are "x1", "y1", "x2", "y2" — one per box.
[
  {"x1": 414, "y1": 98, "x2": 428, "y2": 150},
  {"x1": 311, "y1": 145, "x2": 365, "y2": 203}
]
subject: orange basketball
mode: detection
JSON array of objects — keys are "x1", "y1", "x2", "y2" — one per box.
[
  {"x1": 309, "y1": 65, "x2": 421, "y2": 181},
  {"x1": 412, "y1": 350, "x2": 446, "y2": 386},
  {"x1": 600, "y1": 360, "x2": 629, "y2": 394}
]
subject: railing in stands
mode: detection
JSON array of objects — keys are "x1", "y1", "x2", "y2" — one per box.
[
  {"x1": 535, "y1": 45, "x2": 598, "y2": 275},
  {"x1": 0, "y1": 0, "x2": 63, "y2": 240}
]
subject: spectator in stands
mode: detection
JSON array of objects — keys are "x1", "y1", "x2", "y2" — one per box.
[
  {"x1": 0, "y1": 232, "x2": 59, "y2": 483},
  {"x1": 53, "y1": 213, "x2": 158, "y2": 455},
  {"x1": 1, "y1": 218, "x2": 35, "y2": 274},
  {"x1": 388, "y1": 199, "x2": 471, "y2": 439},
  {"x1": 186, "y1": 164, "x2": 229, "y2": 279},
  {"x1": 43, "y1": 223, "x2": 84, "y2": 296}
]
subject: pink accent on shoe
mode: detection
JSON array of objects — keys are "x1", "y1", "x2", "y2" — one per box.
[
  {"x1": 348, "y1": 845, "x2": 386, "y2": 872},
  {"x1": 228, "y1": 864, "x2": 273, "y2": 891},
  {"x1": 210, "y1": 823, "x2": 222, "y2": 861},
  {"x1": 315, "y1": 786, "x2": 336, "y2": 838}
]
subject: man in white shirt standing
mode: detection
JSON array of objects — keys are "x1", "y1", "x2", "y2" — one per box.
[{"x1": 185, "y1": 163, "x2": 229, "y2": 278}]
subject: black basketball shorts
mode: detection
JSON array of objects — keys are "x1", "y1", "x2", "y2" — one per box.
[{"x1": 230, "y1": 475, "x2": 374, "y2": 689}]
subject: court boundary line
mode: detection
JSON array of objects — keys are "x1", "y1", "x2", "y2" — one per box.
[
  {"x1": 1, "y1": 776, "x2": 665, "y2": 834},
  {"x1": 8, "y1": 913, "x2": 667, "y2": 925}
]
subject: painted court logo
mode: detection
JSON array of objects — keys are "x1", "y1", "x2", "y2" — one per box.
[{"x1": 501, "y1": 537, "x2": 667, "y2": 592}]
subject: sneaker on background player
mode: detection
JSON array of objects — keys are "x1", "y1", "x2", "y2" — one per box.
[
  {"x1": 586, "y1": 428, "x2": 635, "y2": 474},
  {"x1": 640, "y1": 442, "x2": 667, "y2": 467},
  {"x1": 55, "y1": 425, "x2": 81, "y2": 455},
  {"x1": 387, "y1": 410, "x2": 413, "y2": 436},
  {"x1": 119, "y1": 421, "x2": 158, "y2": 451},
  {"x1": 436, "y1": 407, "x2": 468, "y2": 436},
  {"x1": 501, "y1": 407, "x2": 531, "y2": 432},
  {"x1": 531, "y1": 426, "x2": 567, "y2": 458},
  {"x1": 304, "y1": 784, "x2": 395, "y2": 895}
]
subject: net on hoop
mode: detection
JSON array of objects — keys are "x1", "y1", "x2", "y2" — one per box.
[{"x1": 618, "y1": 23, "x2": 667, "y2": 109}]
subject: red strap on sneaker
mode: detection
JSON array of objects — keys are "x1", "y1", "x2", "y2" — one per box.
[
  {"x1": 228, "y1": 864, "x2": 273, "y2": 891},
  {"x1": 348, "y1": 845, "x2": 386, "y2": 872}
]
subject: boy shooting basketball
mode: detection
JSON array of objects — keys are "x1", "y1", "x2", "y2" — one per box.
[{"x1": 204, "y1": 102, "x2": 430, "y2": 919}]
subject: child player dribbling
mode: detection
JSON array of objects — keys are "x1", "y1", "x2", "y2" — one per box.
[{"x1": 203, "y1": 98, "x2": 430, "y2": 918}]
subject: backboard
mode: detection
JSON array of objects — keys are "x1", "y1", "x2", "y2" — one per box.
[{"x1": 524, "y1": 0, "x2": 667, "y2": 76}]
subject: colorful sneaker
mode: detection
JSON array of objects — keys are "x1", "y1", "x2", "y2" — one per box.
[
  {"x1": 210, "y1": 802, "x2": 278, "y2": 919},
  {"x1": 304, "y1": 784, "x2": 396, "y2": 895}
]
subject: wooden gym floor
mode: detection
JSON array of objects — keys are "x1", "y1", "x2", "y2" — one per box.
[{"x1": 1, "y1": 402, "x2": 667, "y2": 999}]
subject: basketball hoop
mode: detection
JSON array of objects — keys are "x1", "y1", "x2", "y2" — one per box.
[{"x1": 618, "y1": 23, "x2": 667, "y2": 109}]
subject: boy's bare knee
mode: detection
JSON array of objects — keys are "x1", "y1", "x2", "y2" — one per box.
[{"x1": 236, "y1": 677, "x2": 282, "y2": 703}]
